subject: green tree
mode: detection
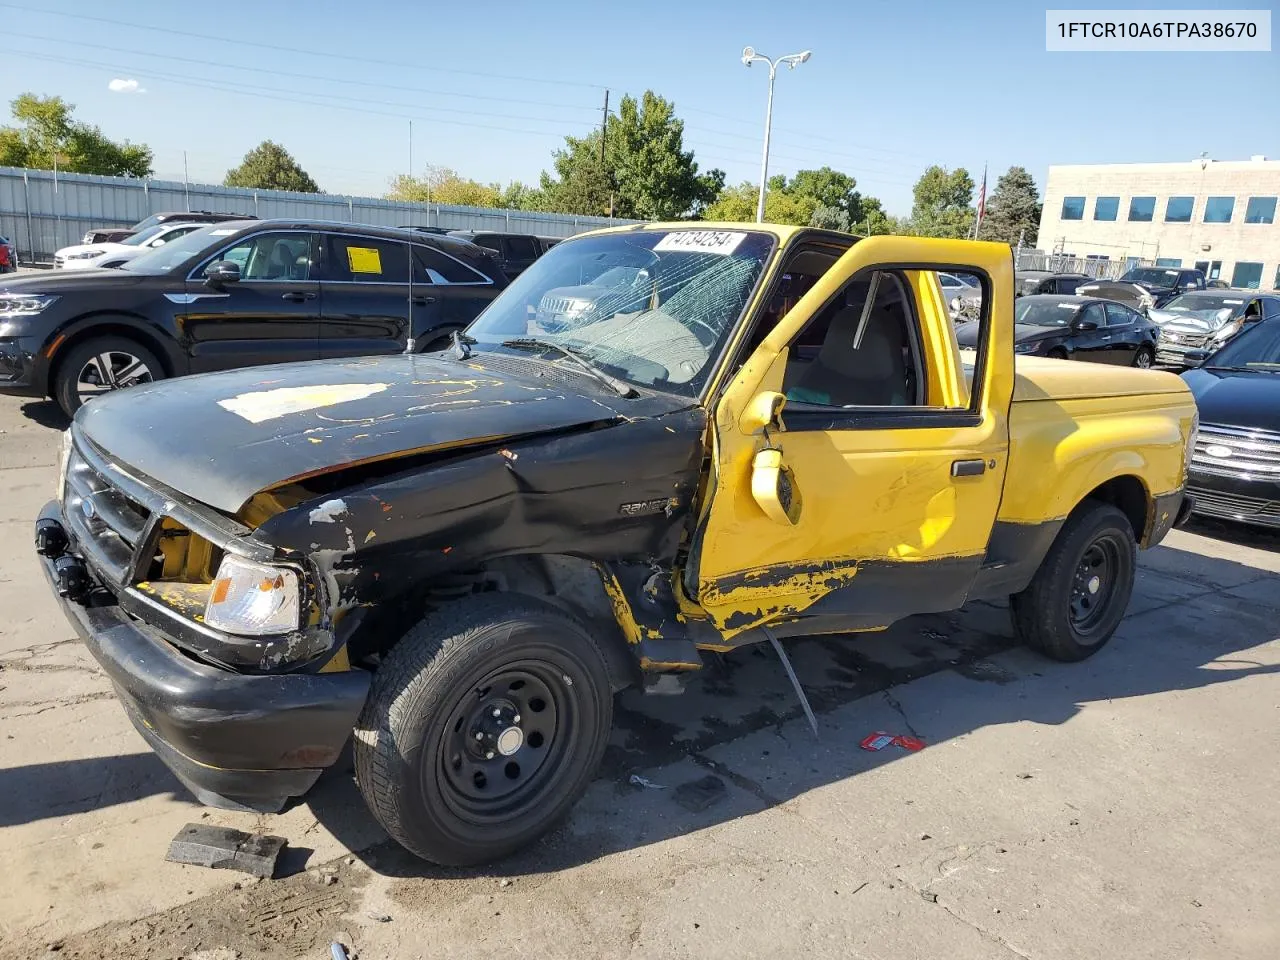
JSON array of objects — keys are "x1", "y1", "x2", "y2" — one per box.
[
  {"x1": 0, "y1": 93, "x2": 152, "y2": 177},
  {"x1": 909, "y1": 165, "x2": 975, "y2": 238},
  {"x1": 702, "y1": 181, "x2": 819, "y2": 226},
  {"x1": 387, "y1": 165, "x2": 503, "y2": 206},
  {"x1": 809, "y1": 204, "x2": 851, "y2": 232},
  {"x1": 977, "y1": 165, "x2": 1041, "y2": 246},
  {"x1": 539, "y1": 153, "x2": 615, "y2": 217},
  {"x1": 499, "y1": 181, "x2": 549, "y2": 211},
  {"x1": 542, "y1": 91, "x2": 723, "y2": 219},
  {"x1": 225, "y1": 141, "x2": 320, "y2": 193},
  {"x1": 788, "y1": 166, "x2": 863, "y2": 221}
]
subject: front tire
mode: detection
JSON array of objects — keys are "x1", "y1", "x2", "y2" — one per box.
[
  {"x1": 53, "y1": 335, "x2": 163, "y2": 417},
  {"x1": 1010, "y1": 501, "x2": 1137, "y2": 662},
  {"x1": 353, "y1": 594, "x2": 613, "y2": 866}
]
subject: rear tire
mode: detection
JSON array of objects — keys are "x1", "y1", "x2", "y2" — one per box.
[
  {"x1": 1047, "y1": 347, "x2": 1069, "y2": 360},
  {"x1": 1132, "y1": 346, "x2": 1155, "y2": 368},
  {"x1": 54, "y1": 335, "x2": 164, "y2": 417},
  {"x1": 1010, "y1": 501, "x2": 1136, "y2": 662},
  {"x1": 353, "y1": 594, "x2": 613, "y2": 866}
]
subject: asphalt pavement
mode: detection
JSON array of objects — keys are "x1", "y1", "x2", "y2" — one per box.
[{"x1": 0, "y1": 390, "x2": 1276, "y2": 960}]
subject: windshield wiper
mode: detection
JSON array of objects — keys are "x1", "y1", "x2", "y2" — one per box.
[
  {"x1": 451, "y1": 330, "x2": 475, "y2": 360},
  {"x1": 501, "y1": 338, "x2": 637, "y2": 398}
]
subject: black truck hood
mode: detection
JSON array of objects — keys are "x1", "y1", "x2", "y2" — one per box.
[
  {"x1": 76, "y1": 352, "x2": 688, "y2": 513},
  {"x1": 1181, "y1": 368, "x2": 1280, "y2": 433}
]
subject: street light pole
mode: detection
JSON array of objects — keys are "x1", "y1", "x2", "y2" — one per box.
[{"x1": 742, "y1": 47, "x2": 811, "y2": 223}]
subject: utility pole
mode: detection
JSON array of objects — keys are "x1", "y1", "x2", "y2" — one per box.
[
  {"x1": 409, "y1": 119, "x2": 413, "y2": 181},
  {"x1": 600, "y1": 90, "x2": 612, "y2": 218}
]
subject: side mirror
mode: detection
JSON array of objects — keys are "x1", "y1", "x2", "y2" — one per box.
[
  {"x1": 205, "y1": 260, "x2": 241, "y2": 288},
  {"x1": 751, "y1": 448, "x2": 803, "y2": 526},
  {"x1": 1073, "y1": 318, "x2": 1098, "y2": 332},
  {"x1": 739, "y1": 390, "x2": 787, "y2": 435}
]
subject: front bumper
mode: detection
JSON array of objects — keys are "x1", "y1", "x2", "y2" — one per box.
[
  {"x1": 1186, "y1": 471, "x2": 1280, "y2": 529},
  {"x1": 35, "y1": 501, "x2": 371, "y2": 811},
  {"x1": 0, "y1": 335, "x2": 45, "y2": 394},
  {"x1": 1155, "y1": 343, "x2": 1211, "y2": 368}
]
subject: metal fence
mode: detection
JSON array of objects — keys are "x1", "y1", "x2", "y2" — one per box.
[
  {"x1": 1013, "y1": 249, "x2": 1151, "y2": 280},
  {"x1": 0, "y1": 166, "x2": 640, "y2": 264}
]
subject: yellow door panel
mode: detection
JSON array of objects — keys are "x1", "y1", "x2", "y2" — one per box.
[{"x1": 693, "y1": 236, "x2": 1016, "y2": 640}]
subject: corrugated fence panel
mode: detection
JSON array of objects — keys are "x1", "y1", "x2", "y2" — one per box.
[{"x1": 0, "y1": 167, "x2": 638, "y2": 262}]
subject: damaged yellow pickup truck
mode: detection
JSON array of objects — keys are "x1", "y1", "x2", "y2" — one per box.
[{"x1": 34, "y1": 226, "x2": 1197, "y2": 865}]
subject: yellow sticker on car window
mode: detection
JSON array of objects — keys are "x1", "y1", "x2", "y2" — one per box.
[{"x1": 347, "y1": 246, "x2": 382, "y2": 274}]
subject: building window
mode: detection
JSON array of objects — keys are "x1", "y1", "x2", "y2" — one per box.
[
  {"x1": 1231, "y1": 262, "x2": 1264, "y2": 289},
  {"x1": 1203, "y1": 196, "x2": 1235, "y2": 223},
  {"x1": 1085, "y1": 254, "x2": 1110, "y2": 261},
  {"x1": 1128, "y1": 196, "x2": 1156, "y2": 222},
  {"x1": 1244, "y1": 197, "x2": 1277, "y2": 224},
  {"x1": 1124, "y1": 256, "x2": 1142, "y2": 271},
  {"x1": 1094, "y1": 196, "x2": 1119, "y2": 221},
  {"x1": 1164, "y1": 196, "x2": 1194, "y2": 222},
  {"x1": 1061, "y1": 196, "x2": 1085, "y2": 220},
  {"x1": 1274, "y1": 264, "x2": 1280, "y2": 290},
  {"x1": 1155, "y1": 258, "x2": 1183, "y2": 268}
]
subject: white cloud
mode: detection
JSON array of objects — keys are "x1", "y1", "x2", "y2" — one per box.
[{"x1": 107, "y1": 78, "x2": 146, "y2": 94}]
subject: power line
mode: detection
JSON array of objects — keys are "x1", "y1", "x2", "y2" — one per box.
[
  {"x1": 2, "y1": 30, "x2": 602, "y2": 116},
  {"x1": 0, "y1": 49, "x2": 594, "y2": 140},
  {"x1": 0, "y1": 2, "x2": 608, "y2": 90}
]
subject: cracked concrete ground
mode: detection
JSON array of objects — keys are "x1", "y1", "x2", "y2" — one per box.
[{"x1": 0, "y1": 392, "x2": 1277, "y2": 959}]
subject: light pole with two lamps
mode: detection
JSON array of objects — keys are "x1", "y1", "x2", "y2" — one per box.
[{"x1": 741, "y1": 46, "x2": 811, "y2": 223}]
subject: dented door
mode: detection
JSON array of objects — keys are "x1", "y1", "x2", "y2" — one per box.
[{"x1": 691, "y1": 236, "x2": 1016, "y2": 642}]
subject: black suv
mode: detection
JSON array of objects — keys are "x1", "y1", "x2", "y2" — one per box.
[
  {"x1": 0, "y1": 220, "x2": 506, "y2": 415},
  {"x1": 82, "y1": 211, "x2": 257, "y2": 245},
  {"x1": 447, "y1": 231, "x2": 551, "y2": 279}
]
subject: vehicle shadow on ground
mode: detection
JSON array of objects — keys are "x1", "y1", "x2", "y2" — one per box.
[
  {"x1": 0, "y1": 751, "x2": 178, "y2": 828},
  {"x1": 19, "y1": 400, "x2": 69, "y2": 430},
  {"x1": 1183, "y1": 515, "x2": 1279, "y2": 552},
  {"x1": 303, "y1": 541, "x2": 1280, "y2": 881}
]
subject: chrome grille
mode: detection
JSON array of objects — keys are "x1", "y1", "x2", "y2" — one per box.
[
  {"x1": 1187, "y1": 485, "x2": 1280, "y2": 526},
  {"x1": 1190, "y1": 424, "x2": 1280, "y2": 480},
  {"x1": 62, "y1": 439, "x2": 152, "y2": 586},
  {"x1": 1160, "y1": 331, "x2": 1211, "y2": 349}
]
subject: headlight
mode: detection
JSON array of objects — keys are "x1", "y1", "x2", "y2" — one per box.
[
  {"x1": 0, "y1": 294, "x2": 59, "y2": 318},
  {"x1": 1212, "y1": 320, "x2": 1242, "y2": 342},
  {"x1": 56, "y1": 430, "x2": 73, "y2": 500},
  {"x1": 204, "y1": 554, "x2": 301, "y2": 636},
  {"x1": 1185, "y1": 411, "x2": 1199, "y2": 472},
  {"x1": 1014, "y1": 341, "x2": 1041, "y2": 354}
]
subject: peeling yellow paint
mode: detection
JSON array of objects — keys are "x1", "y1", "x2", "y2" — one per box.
[{"x1": 595, "y1": 566, "x2": 643, "y2": 645}]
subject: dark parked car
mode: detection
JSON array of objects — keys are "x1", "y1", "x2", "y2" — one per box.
[
  {"x1": 0, "y1": 234, "x2": 15, "y2": 273},
  {"x1": 0, "y1": 220, "x2": 506, "y2": 415},
  {"x1": 1015, "y1": 271, "x2": 1091, "y2": 297},
  {"x1": 956, "y1": 294, "x2": 1159, "y2": 366},
  {"x1": 448, "y1": 231, "x2": 548, "y2": 279},
  {"x1": 1181, "y1": 318, "x2": 1280, "y2": 528},
  {"x1": 1150, "y1": 291, "x2": 1280, "y2": 368},
  {"x1": 82, "y1": 211, "x2": 257, "y2": 245},
  {"x1": 1077, "y1": 266, "x2": 1206, "y2": 313}
]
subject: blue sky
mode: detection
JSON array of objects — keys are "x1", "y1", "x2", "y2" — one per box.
[{"x1": 0, "y1": 1, "x2": 1276, "y2": 214}]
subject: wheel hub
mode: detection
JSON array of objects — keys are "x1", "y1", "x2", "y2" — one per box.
[
  {"x1": 469, "y1": 700, "x2": 523, "y2": 760},
  {"x1": 1087, "y1": 575, "x2": 1101, "y2": 595}
]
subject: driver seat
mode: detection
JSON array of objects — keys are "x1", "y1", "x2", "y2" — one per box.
[{"x1": 794, "y1": 278, "x2": 910, "y2": 406}]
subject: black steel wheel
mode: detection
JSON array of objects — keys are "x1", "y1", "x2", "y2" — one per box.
[
  {"x1": 54, "y1": 335, "x2": 164, "y2": 416},
  {"x1": 354, "y1": 594, "x2": 612, "y2": 866},
  {"x1": 1010, "y1": 501, "x2": 1137, "y2": 661}
]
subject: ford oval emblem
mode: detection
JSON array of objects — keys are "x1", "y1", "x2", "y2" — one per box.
[
  {"x1": 81, "y1": 496, "x2": 97, "y2": 519},
  {"x1": 1204, "y1": 444, "x2": 1233, "y2": 459}
]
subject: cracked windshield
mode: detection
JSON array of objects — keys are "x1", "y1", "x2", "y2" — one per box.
[{"x1": 468, "y1": 229, "x2": 773, "y2": 394}]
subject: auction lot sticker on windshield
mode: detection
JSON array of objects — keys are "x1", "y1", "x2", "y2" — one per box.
[
  {"x1": 347, "y1": 246, "x2": 383, "y2": 274},
  {"x1": 654, "y1": 231, "x2": 746, "y2": 255}
]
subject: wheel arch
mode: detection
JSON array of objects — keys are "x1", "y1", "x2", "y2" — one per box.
[
  {"x1": 46, "y1": 314, "x2": 180, "y2": 393},
  {"x1": 1078, "y1": 473, "x2": 1149, "y2": 542}
]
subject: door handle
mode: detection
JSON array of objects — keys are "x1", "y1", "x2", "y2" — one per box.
[
  {"x1": 281, "y1": 291, "x2": 316, "y2": 302},
  {"x1": 951, "y1": 459, "x2": 986, "y2": 478},
  {"x1": 411, "y1": 296, "x2": 438, "y2": 306}
]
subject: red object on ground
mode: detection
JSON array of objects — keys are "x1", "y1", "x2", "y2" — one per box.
[{"x1": 860, "y1": 731, "x2": 926, "y2": 752}]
